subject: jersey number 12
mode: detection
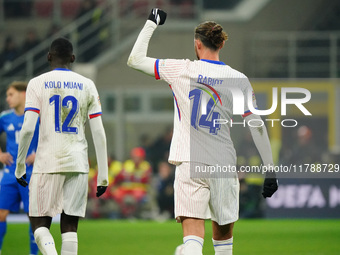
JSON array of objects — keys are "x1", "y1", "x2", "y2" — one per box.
[{"x1": 49, "y1": 95, "x2": 79, "y2": 134}]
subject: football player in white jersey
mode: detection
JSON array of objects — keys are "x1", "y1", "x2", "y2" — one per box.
[
  {"x1": 128, "y1": 9, "x2": 278, "y2": 255},
  {"x1": 15, "y1": 38, "x2": 109, "y2": 255}
]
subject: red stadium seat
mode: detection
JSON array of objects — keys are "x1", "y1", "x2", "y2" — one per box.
[
  {"x1": 34, "y1": 0, "x2": 53, "y2": 17},
  {"x1": 133, "y1": 0, "x2": 149, "y2": 16},
  {"x1": 174, "y1": 0, "x2": 195, "y2": 19},
  {"x1": 61, "y1": 0, "x2": 81, "y2": 18}
]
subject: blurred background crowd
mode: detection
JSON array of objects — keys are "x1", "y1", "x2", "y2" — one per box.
[{"x1": 84, "y1": 123, "x2": 333, "y2": 220}]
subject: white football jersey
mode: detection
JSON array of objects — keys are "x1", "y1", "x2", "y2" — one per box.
[
  {"x1": 25, "y1": 68, "x2": 102, "y2": 173},
  {"x1": 155, "y1": 59, "x2": 257, "y2": 167}
]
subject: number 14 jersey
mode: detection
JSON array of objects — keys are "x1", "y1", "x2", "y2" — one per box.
[
  {"x1": 155, "y1": 59, "x2": 257, "y2": 167},
  {"x1": 25, "y1": 68, "x2": 102, "y2": 173}
]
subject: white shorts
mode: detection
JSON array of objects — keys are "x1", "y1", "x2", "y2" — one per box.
[
  {"x1": 174, "y1": 162, "x2": 239, "y2": 225},
  {"x1": 29, "y1": 172, "x2": 88, "y2": 218}
]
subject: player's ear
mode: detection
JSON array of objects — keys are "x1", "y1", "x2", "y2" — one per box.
[
  {"x1": 47, "y1": 52, "x2": 52, "y2": 62},
  {"x1": 220, "y1": 40, "x2": 225, "y2": 49},
  {"x1": 70, "y1": 54, "x2": 75, "y2": 63},
  {"x1": 195, "y1": 39, "x2": 202, "y2": 50}
]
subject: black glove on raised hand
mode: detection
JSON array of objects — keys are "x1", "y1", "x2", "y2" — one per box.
[
  {"x1": 148, "y1": 8, "x2": 167, "y2": 25},
  {"x1": 16, "y1": 174, "x2": 28, "y2": 187},
  {"x1": 262, "y1": 172, "x2": 278, "y2": 198},
  {"x1": 96, "y1": 186, "x2": 107, "y2": 197}
]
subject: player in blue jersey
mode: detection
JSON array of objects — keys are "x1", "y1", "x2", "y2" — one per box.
[{"x1": 0, "y1": 81, "x2": 39, "y2": 255}]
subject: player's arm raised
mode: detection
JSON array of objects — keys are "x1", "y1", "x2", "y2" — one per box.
[
  {"x1": 244, "y1": 114, "x2": 278, "y2": 198},
  {"x1": 127, "y1": 8, "x2": 167, "y2": 76},
  {"x1": 15, "y1": 111, "x2": 39, "y2": 187},
  {"x1": 89, "y1": 116, "x2": 109, "y2": 197}
]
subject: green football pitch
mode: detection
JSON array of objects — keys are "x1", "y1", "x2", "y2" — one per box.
[{"x1": 2, "y1": 219, "x2": 339, "y2": 254}]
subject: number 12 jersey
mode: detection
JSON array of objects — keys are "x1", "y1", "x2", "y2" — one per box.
[{"x1": 25, "y1": 68, "x2": 102, "y2": 173}]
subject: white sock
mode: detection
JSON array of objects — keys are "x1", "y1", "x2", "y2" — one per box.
[
  {"x1": 213, "y1": 237, "x2": 233, "y2": 255},
  {"x1": 183, "y1": 235, "x2": 203, "y2": 255},
  {"x1": 34, "y1": 227, "x2": 58, "y2": 255},
  {"x1": 61, "y1": 232, "x2": 78, "y2": 255},
  {"x1": 174, "y1": 244, "x2": 185, "y2": 255}
]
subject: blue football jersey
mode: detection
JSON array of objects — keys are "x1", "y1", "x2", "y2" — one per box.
[{"x1": 0, "y1": 109, "x2": 39, "y2": 175}]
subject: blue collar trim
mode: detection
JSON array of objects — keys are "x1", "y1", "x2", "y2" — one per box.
[
  {"x1": 54, "y1": 68, "x2": 71, "y2": 71},
  {"x1": 200, "y1": 59, "x2": 226, "y2": 65}
]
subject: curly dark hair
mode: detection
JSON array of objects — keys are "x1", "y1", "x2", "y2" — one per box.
[{"x1": 194, "y1": 21, "x2": 228, "y2": 51}]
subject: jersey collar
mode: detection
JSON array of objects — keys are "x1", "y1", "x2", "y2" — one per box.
[
  {"x1": 200, "y1": 59, "x2": 226, "y2": 65},
  {"x1": 53, "y1": 68, "x2": 71, "y2": 71}
]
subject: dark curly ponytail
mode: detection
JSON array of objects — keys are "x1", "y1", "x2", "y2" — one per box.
[{"x1": 194, "y1": 21, "x2": 228, "y2": 51}]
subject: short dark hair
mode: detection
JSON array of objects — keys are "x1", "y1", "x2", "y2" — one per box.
[
  {"x1": 7, "y1": 81, "x2": 27, "y2": 92},
  {"x1": 49, "y1": 37, "x2": 73, "y2": 61}
]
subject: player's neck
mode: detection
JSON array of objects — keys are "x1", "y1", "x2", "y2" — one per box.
[
  {"x1": 50, "y1": 63, "x2": 70, "y2": 70},
  {"x1": 14, "y1": 104, "x2": 25, "y2": 116},
  {"x1": 199, "y1": 51, "x2": 220, "y2": 61}
]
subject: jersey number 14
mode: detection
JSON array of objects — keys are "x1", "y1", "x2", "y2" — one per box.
[{"x1": 189, "y1": 89, "x2": 221, "y2": 135}]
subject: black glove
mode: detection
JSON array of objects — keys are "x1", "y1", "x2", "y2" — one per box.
[
  {"x1": 16, "y1": 174, "x2": 28, "y2": 187},
  {"x1": 262, "y1": 172, "x2": 278, "y2": 198},
  {"x1": 96, "y1": 186, "x2": 107, "y2": 197},
  {"x1": 148, "y1": 8, "x2": 167, "y2": 25}
]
